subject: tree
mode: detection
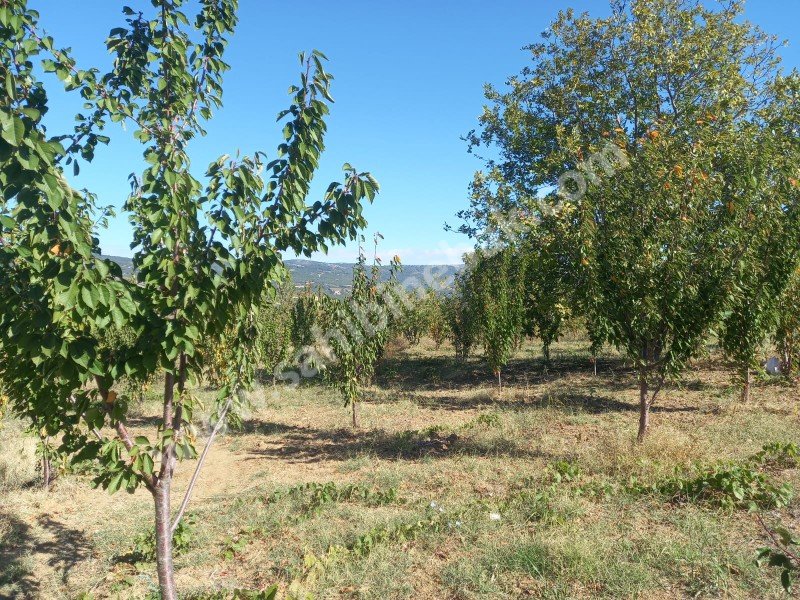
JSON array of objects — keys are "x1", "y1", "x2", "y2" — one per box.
[
  {"x1": 472, "y1": 247, "x2": 527, "y2": 387},
  {"x1": 257, "y1": 278, "x2": 295, "y2": 383},
  {"x1": 291, "y1": 286, "x2": 324, "y2": 352},
  {"x1": 319, "y1": 237, "x2": 399, "y2": 427},
  {"x1": 425, "y1": 289, "x2": 449, "y2": 350},
  {"x1": 444, "y1": 260, "x2": 481, "y2": 360},
  {"x1": 0, "y1": 2, "x2": 377, "y2": 597},
  {"x1": 776, "y1": 266, "x2": 800, "y2": 377},
  {"x1": 718, "y1": 71, "x2": 800, "y2": 400},
  {"x1": 459, "y1": 0, "x2": 800, "y2": 441},
  {"x1": 521, "y1": 216, "x2": 575, "y2": 366},
  {"x1": 720, "y1": 205, "x2": 800, "y2": 401}
]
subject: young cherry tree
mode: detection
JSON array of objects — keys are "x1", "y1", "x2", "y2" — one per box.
[
  {"x1": 720, "y1": 83, "x2": 800, "y2": 400},
  {"x1": 0, "y1": 2, "x2": 377, "y2": 598},
  {"x1": 720, "y1": 206, "x2": 800, "y2": 401},
  {"x1": 319, "y1": 236, "x2": 400, "y2": 427},
  {"x1": 776, "y1": 267, "x2": 800, "y2": 377},
  {"x1": 444, "y1": 255, "x2": 482, "y2": 360},
  {"x1": 472, "y1": 247, "x2": 527, "y2": 387}
]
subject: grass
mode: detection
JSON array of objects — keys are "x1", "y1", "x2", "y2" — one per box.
[{"x1": 1, "y1": 336, "x2": 799, "y2": 598}]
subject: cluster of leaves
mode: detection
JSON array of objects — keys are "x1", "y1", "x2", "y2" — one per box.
[
  {"x1": 756, "y1": 520, "x2": 800, "y2": 594},
  {"x1": 443, "y1": 266, "x2": 482, "y2": 359},
  {"x1": 200, "y1": 279, "x2": 296, "y2": 387},
  {"x1": 182, "y1": 588, "x2": 277, "y2": 600},
  {"x1": 131, "y1": 515, "x2": 196, "y2": 563},
  {"x1": 632, "y1": 443, "x2": 798, "y2": 511},
  {"x1": 349, "y1": 515, "x2": 443, "y2": 557},
  {"x1": 750, "y1": 441, "x2": 800, "y2": 470},
  {"x1": 256, "y1": 280, "x2": 295, "y2": 380},
  {"x1": 651, "y1": 464, "x2": 793, "y2": 511},
  {"x1": 548, "y1": 460, "x2": 582, "y2": 484},
  {"x1": 393, "y1": 288, "x2": 447, "y2": 347},
  {"x1": 473, "y1": 248, "x2": 528, "y2": 383},
  {"x1": 315, "y1": 237, "x2": 400, "y2": 425},
  {"x1": 775, "y1": 266, "x2": 800, "y2": 377},
  {"x1": 266, "y1": 481, "x2": 401, "y2": 516},
  {"x1": 443, "y1": 244, "x2": 552, "y2": 382},
  {"x1": 290, "y1": 287, "x2": 323, "y2": 353},
  {"x1": 461, "y1": 411, "x2": 502, "y2": 430}
]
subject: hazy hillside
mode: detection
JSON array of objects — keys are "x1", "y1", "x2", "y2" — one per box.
[
  {"x1": 285, "y1": 259, "x2": 460, "y2": 294},
  {"x1": 101, "y1": 255, "x2": 460, "y2": 294}
]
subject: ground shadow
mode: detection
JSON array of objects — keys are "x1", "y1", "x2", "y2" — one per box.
[
  {"x1": 242, "y1": 425, "x2": 558, "y2": 464},
  {"x1": 366, "y1": 382, "x2": 699, "y2": 416},
  {"x1": 533, "y1": 393, "x2": 700, "y2": 415},
  {"x1": 35, "y1": 516, "x2": 91, "y2": 583},
  {"x1": 0, "y1": 511, "x2": 91, "y2": 596},
  {"x1": 234, "y1": 419, "x2": 303, "y2": 436},
  {"x1": 0, "y1": 512, "x2": 38, "y2": 597},
  {"x1": 375, "y1": 353, "x2": 633, "y2": 393}
]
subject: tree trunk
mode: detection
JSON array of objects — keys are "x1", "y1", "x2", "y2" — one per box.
[
  {"x1": 154, "y1": 482, "x2": 177, "y2": 600},
  {"x1": 41, "y1": 454, "x2": 51, "y2": 490},
  {"x1": 637, "y1": 373, "x2": 649, "y2": 442},
  {"x1": 351, "y1": 400, "x2": 358, "y2": 428},
  {"x1": 741, "y1": 366, "x2": 751, "y2": 402},
  {"x1": 497, "y1": 369, "x2": 502, "y2": 390},
  {"x1": 592, "y1": 355, "x2": 597, "y2": 377}
]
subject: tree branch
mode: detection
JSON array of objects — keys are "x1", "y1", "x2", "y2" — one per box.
[{"x1": 170, "y1": 395, "x2": 233, "y2": 533}]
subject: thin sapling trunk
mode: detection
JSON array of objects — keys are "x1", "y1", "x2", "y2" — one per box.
[
  {"x1": 637, "y1": 373, "x2": 650, "y2": 442},
  {"x1": 741, "y1": 366, "x2": 751, "y2": 402}
]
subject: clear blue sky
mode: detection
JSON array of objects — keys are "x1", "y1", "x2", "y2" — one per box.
[{"x1": 34, "y1": 0, "x2": 800, "y2": 264}]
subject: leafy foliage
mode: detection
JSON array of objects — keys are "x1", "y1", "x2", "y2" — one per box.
[
  {"x1": 131, "y1": 515, "x2": 196, "y2": 563},
  {"x1": 443, "y1": 264, "x2": 481, "y2": 360},
  {"x1": 472, "y1": 247, "x2": 528, "y2": 383},
  {"x1": 266, "y1": 481, "x2": 401, "y2": 517},
  {"x1": 456, "y1": 0, "x2": 800, "y2": 438},
  {"x1": 256, "y1": 280, "x2": 295, "y2": 381},
  {"x1": 316, "y1": 237, "x2": 399, "y2": 426},
  {"x1": 775, "y1": 267, "x2": 800, "y2": 377},
  {"x1": 632, "y1": 443, "x2": 798, "y2": 511},
  {"x1": 756, "y1": 519, "x2": 800, "y2": 594},
  {"x1": 650, "y1": 464, "x2": 792, "y2": 511},
  {"x1": 0, "y1": 1, "x2": 377, "y2": 596}
]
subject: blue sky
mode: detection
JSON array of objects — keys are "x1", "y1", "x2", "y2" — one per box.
[{"x1": 34, "y1": 0, "x2": 800, "y2": 264}]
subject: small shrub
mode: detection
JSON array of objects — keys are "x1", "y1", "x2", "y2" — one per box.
[
  {"x1": 266, "y1": 481, "x2": 401, "y2": 517},
  {"x1": 131, "y1": 516, "x2": 196, "y2": 562},
  {"x1": 749, "y1": 442, "x2": 800, "y2": 470},
  {"x1": 640, "y1": 464, "x2": 792, "y2": 511},
  {"x1": 549, "y1": 460, "x2": 582, "y2": 484},
  {"x1": 463, "y1": 412, "x2": 502, "y2": 430}
]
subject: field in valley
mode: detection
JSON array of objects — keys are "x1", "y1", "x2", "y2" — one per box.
[{"x1": 2, "y1": 336, "x2": 799, "y2": 599}]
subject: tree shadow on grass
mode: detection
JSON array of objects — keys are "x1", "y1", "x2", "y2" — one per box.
[
  {"x1": 365, "y1": 383, "x2": 699, "y2": 415},
  {"x1": 534, "y1": 393, "x2": 700, "y2": 415},
  {"x1": 375, "y1": 353, "x2": 633, "y2": 393},
  {"x1": 367, "y1": 391, "x2": 502, "y2": 412},
  {"x1": 0, "y1": 511, "x2": 91, "y2": 596},
  {"x1": 36, "y1": 515, "x2": 91, "y2": 583},
  {"x1": 241, "y1": 425, "x2": 558, "y2": 464},
  {"x1": 234, "y1": 419, "x2": 303, "y2": 436},
  {"x1": 0, "y1": 512, "x2": 37, "y2": 598}
]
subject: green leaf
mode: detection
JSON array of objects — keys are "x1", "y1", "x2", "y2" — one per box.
[
  {"x1": 1, "y1": 115, "x2": 24, "y2": 146},
  {"x1": 81, "y1": 286, "x2": 95, "y2": 309},
  {"x1": 107, "y1": 471, "x2": 124, "y2": 494}
]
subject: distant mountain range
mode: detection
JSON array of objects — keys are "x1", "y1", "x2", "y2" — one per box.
[{"x1": 101, "y1": 255, "x2": 460, "y2": 294}]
